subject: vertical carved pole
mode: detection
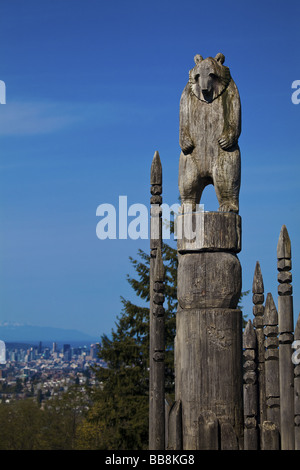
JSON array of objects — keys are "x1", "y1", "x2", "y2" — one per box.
[
  {"x1": 294, "y1": 314, "x2": 300, "y2": 450},
  {"x1": 243, "y1": 320, "x2": 258, "y2": 449},
  {"x1": 277, "y1": 225, "x2": 294, "y2": 449},
  {"x1": 264, "y1": 292, "x2": 280, "y2": 430},
  {"x1": 176, "y1": 212, "x2": 243, "y2": 449},
  {"x1": 175, "y1": 53, "x2": 243, "y2": 450},
  {"x1": 252, "y1": 261, "x2": 266, "y2": 426},
  {"x1": 149, "y1": 151, "x2": 164, "y2": 449},
  {"x1": 152, "y1": 247, "x2": 165, "y2": 448}
]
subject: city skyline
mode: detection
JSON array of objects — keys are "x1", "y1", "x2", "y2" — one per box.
[{"x1": 0, "y1": 0, "x2": 299, "y2": 337}]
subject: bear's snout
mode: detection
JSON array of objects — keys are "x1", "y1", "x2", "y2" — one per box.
[{"x1": 200, "y1": 75, "x2": 213, "y2": 101}]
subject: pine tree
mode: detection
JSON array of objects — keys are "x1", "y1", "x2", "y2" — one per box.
[{"x1": 79, "y1": 242, "x2": 177, "y2": 450}]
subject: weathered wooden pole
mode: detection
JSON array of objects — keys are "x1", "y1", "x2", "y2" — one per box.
[
  {"x1": 294, "y1": 313, "x2": 300, "y2": 450},
  {"x1": 243, "y1": 320, "x2": 258, "y2": 449},
  {"x1": 252, "y1": 261, "x2": 266, "y2": 426},
  {"x1": 152, "y1": 246, "x2": 165, "y2": 448},
  {"x1": 149, "y1": 150, "x2": 165, "y2": 450},
  {"x1": 176, "y1": 212, "x2": 243, "y2": 449},
  {"x1": 277, "y1": 225, "x2": 294, "y2": 449},
  {"x1": 264, "y1": 292, "x2": 280, "y2": 430}
]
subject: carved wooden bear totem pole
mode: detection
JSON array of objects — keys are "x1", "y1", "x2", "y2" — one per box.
[
  {"x1": 150, "y1": 53, "x2": 299, "y2": 451},
  {"x1": 179, "y1": 53, "x2": 241, "y2": 214}
]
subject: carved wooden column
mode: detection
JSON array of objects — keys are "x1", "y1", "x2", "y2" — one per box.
[
  {"x1": 264, "y1": 293, "x2": 280, "y2": 430},
  {"x1": 149, "y1": 151, "x2": 165, "y2": 450},
  {"x1": 294, "y1": 314, "x2": 300, "y2": 450},
  {"x1": 243, "y1": 320, "x2": 258, "y2": 449},
  {"x1": 252, "y1": 261, "x2": 266, "y2": 426},
  {"x1": 172, "y1": 52, "x2": 243, "y2": 450},
  {"x1": 151, "y1": 247, "x2": 165, "y2": 448},
  {"x1": 277, "y1": 225, "x2": 294, "y2": 449},
  {"x1": 175, "y1": 211, "x2": 243, "y2": 449}
]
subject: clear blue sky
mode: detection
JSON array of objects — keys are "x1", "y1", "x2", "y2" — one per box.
[{"x1": 0, "y1": 0, "x2": 299, "y2": 337}]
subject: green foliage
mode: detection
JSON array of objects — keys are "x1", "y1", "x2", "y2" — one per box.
[
  {"x1": 43, "y1": 385, "x2": 90, "y2": 449},
  {"x1": 0, "y1": 399, "x2": 44, "y2": 450},
  {"x1": 0, "y1": 385, "x2": 89, "y2": 450},
  {"x1": 79, "y1": 242, "x2": 177, "y2": 450}
]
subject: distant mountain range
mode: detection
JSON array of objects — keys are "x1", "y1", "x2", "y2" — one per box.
[{"x1": 0, "y1": 323, "x2": 100, "y2": 345}]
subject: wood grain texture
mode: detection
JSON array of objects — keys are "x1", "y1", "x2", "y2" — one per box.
[
  {"x1": 252, "y1": 261, "x2": 266, "y2": 428},
  {"x1": 177, "y1": 251, "x2": 241, "y2": 310},
  {"x1": 177, "y1": 211, "x2": 241, "y2": 253},
  {"x1": 175, "y1": 308, "x2": 243, "y2": 449}
]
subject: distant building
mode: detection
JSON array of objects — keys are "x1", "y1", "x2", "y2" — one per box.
[
  {"x1": 63, "y1": 344, "x2": 71, "y2": 361},
  {"x1": 90, "y1": 343, "x2": 99, "y2": 359},
  {"x1": 43, "y1": 348, "x2": 50, "y2": 359}
]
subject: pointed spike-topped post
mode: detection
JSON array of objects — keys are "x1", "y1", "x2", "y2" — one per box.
[
  {"x1": 149, "y1": 151, "x2": 164, "y2": 450},
  {"x1": 150, "y1": 151, "x2": 162, "y2": 258},
  {"x1": 252, "y1": 261, "x2": 266, "y2": 425},
  {"x1": 277, "y1": 225, "x2": 294, "y2": 449},
  {"x1": 252, "y1": 261, "x2": 264, "y2": 295},
  {"x1": 277, "y1": 224, "x2": 291, "y2": 260},
  {"x1": 294, "y1": 314, "x2": 300, "y2": 450},
  {"x1": 244, "y1": 319, "x2": 257, "y2": 349},
  {"x1": 243, "y1": 320, "x2": 258, "y2": 449},
  {"x1": 151, "y1": 150, "x2": 162, "y2": 186},
  {"x1": 264, "y1": 293, "x2": 280, "y2": 429},
  {"x1": 264, "y1": 292, "x2": 278, "y2": 325}
]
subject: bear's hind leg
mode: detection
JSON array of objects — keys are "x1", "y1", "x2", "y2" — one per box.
[
  {"x1": 179, "y1": 152, "x2": 204, "y2": 213},
  {"x1": 213, "y1": 149, "x2": 241, "y2": 213}
]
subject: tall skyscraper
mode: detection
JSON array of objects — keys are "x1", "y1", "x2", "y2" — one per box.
[{"x1": 63, "y1": 344, "x2": 71, "y2": 361}]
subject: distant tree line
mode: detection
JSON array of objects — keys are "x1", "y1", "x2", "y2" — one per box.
[{"x1": 0, "y1": 385, "x2": 89, "y2": 450}]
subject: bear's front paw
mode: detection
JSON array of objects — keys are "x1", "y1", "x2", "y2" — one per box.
[
  {"x1": 181, "y1": 137, "x2": 195, "y2": 155},
  {"x1": 182, "y1": 145, "x2": 195, "y2": 155},
  {"x1": 218, "y1": 134, "x2": 236, "y2": 150}
]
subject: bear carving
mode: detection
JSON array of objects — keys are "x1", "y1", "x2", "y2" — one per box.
[{"x1": 179, "y1": 53, "x2": 241, "y2": 213}]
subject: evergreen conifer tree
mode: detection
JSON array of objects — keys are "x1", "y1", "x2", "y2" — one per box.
[{"x1": 79, "y1": 242, "x2": 177, "y2": 450}]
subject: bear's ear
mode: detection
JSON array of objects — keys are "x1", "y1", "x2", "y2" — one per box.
[
  {"x1": 215, "y1": 53, "x2": 225, "y2": 64},
  {"x1": 194, "y1": 54, "x2": 203, "y2": 65}
]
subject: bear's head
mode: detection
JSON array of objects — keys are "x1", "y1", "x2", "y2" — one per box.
[{"x1": 189, "y1": 53, "x2": 231, "y2": 103}]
